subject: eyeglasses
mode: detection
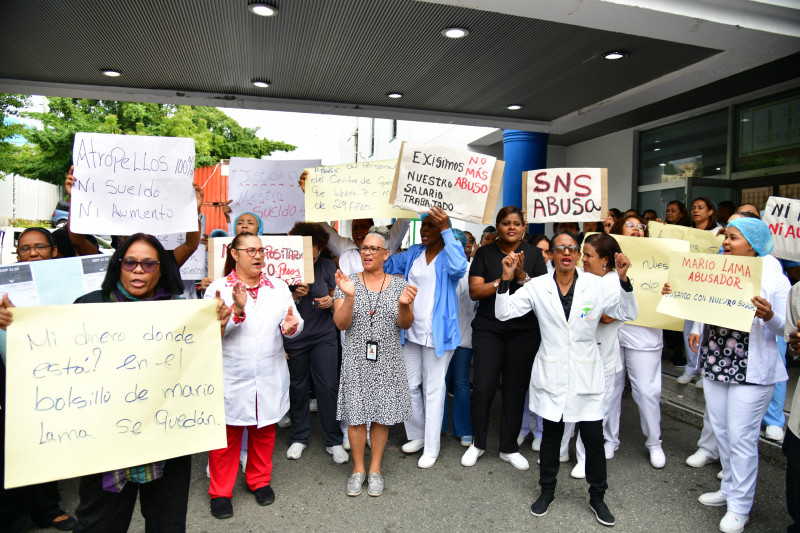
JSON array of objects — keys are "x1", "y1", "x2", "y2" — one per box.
[
  {"x1": 120, "y1": 258, "x2": 160, "y2": 273},
  {"x1": 234, "y1": 247, "x2": 267, "y2": 257},
  {"x1": 552, "y1": 245, "x2": 580, "y2": 254},
  {"x1": 358, "y1": 245, "x2": 385, "y2": 255},
  {"x1": 18, "y1": 243, "x2": 52, "y2": 254},
  {"x1": 625, "y1": 222, "x2": 646, "y2": 231}
]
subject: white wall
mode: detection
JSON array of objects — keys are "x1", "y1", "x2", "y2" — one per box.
[{"x1": 0, "y1": 173, "x2": 61, "y2": 224}]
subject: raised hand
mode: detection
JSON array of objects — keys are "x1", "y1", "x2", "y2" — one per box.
[
  {"x1": 614, "y1": 252, "x2": 631, "y2": 281},
  {"x1": 298, "y1": 170, "x2": 308, "y2": 193},
  {"x1": 427, "y1": 206, "x2": 450, "y2": 231},
  {"x1": 335, "y1": 269, "x2": 355, "y2": 298},
  {"x1": 214, "y1": 290, "x2": 231, "y2": 326},
  {"x1": 232, "y1": 282, "x2": 247, "y2": 316},
  {"x1": 513, "y1": 250, "x2": 526, "y2": 281},
  {"x1": 65, "y1": 165, "x2": 76, "y2": 196},
  {"x1": 281, "y1": 306, "x2": 299, "y2": 335},
  {"x1": 0, "y1": 293, "x2": 15, "y2": 330},
  {"x1": 501, "y1": 252, "x2": 519, "y2": 280},
  {"x1": 399, "y1": 284, "x2": 418, "y2": 306}
]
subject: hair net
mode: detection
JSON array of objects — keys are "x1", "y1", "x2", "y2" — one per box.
[
  {"x1": 209, "y1": 229, "x2": 229, "y2": 238},
  {"x1": 234, "y1": 212, "x2": 264, "y2": 235},
  {"x1": 727, "y1": 217, "x2": 774, "y2": 257},
  {"x1": 451, "y1": 228, "x2": 468, "y2": 252}
]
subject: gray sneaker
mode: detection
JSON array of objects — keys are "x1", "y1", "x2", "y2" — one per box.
[
  {"x1": 346, "y1": 472, "x2": 365, "y2": 496},
  {"x1": 367, "y1": 472, "x2": 384, "y2": 497}
]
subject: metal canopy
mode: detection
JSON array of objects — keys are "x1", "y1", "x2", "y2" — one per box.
[{"x1": 1, "y1": 0, "x2": 798, "y2": 145}]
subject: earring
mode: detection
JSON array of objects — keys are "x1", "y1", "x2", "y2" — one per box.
[{"x1": 603, "y1": 263, "x2": 608, "y2": 269}]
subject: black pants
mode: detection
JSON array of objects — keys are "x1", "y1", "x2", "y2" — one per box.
[
  {"x1": 540, "y1": 418, "x2": 607, "y2": 500},
  {"x1": 784, "y1": 429, "x2": 800, "y2": 532},
  {"x1": 73, "y1": 455, "x2": 191, "y2": 533},
  {"x1": 287, "y1": 336, "x2": 343, "y2": 447},
  {"x1": 471, "y1": 326, "x2": 538, "y2": 453}
]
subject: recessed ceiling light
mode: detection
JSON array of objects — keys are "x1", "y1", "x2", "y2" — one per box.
[
  {"x1": 716, "y1": 167, "x2": 721, "y2": 171},
  {"x1": 252, "y1": 80, "x2": 270, "y2": 88},
  {"x1": 387, "y1": 92, "x2": 403, "y2": 99},
  {"x1": 507, "y1": 104, "x2": 522, "y2": 110},
  {"x1": 248, "y1": 2, "x2": 278, "y2": 16},
  {"x1": 441, "y1": 27, "x2": 469, "y2": 39},
  {"x1": 101, "y1": 69, "x2": 121, "y2": 77},
  {"x1": 741, "y1": 118, "x2": 751, "y2": 122},
  {"x1": 654, "y1": 148, "x2": 661, "y2": 151},
  {"x1": 603, "y1": 51, "x2": 627, "y2": 60},
  {"x1": 659, "y1": 163, "x2": 666, "y2": 167}
]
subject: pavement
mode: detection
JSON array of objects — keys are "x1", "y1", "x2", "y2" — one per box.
[{"x1": 24, "y1": 351, "x2": 794, "y2": 533}]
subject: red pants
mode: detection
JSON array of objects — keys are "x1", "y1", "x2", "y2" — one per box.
[{"x1": 208, "y1": 424, "x2": 275, "y2": 499}]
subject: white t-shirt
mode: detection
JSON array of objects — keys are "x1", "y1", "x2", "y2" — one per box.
[{"x1": 406, "y1": 252, "x2": 437, "y2": 347}]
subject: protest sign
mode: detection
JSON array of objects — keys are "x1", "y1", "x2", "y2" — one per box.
[
  {"x1": 523, "y1": 168, "x2": 607, "y2": 223},
  {"x1": 154, "y1": 234, "x2": 206, "y2": 281},
  {"x1": 304, "y1": 160, "x2": 415, "y2": 221},
  {"x1": 647, "y1": 221, "x2": 724, "y2": 254},
  {"x1": 656, "y1": 252, "x2": 762, "y2": 331},
  {"x1": 607, "y1": 234, "x2": 688, "y2": 331},
  {"x1": 228, "y1": 158, "x2": 320, "y2": 234},
  {"x1": 0, "y1": 255, "x2": 109, "y2": 307},
  {"x1": 207, "y1": 235, "x2": 313, "y2": 285},
  {"x1": 70, "y1": 133, "x2": 197, "y2": 235},
  {"x1": 4, "y1": 299, "x2": 225, "y2": 488},
  {"x1": 764, "y1": 196, "x2": 800, "y2": 261},
  {"x1": 389, "y1": 143, "x2": 503, "y2": 224}
]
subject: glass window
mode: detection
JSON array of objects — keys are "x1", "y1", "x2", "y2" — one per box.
[
  {"x1": 637, "y1": 188, "x2": 686, "y2": 220},
  {"x1": 639, "y1": 110, "x2": 728, "y2": 186},
  {"x1": 735, "y1": 90, "x2": 800, "y2": 172}
]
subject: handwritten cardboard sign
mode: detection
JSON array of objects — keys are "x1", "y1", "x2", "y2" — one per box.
[
  {"x1": 228, "y1": 157, "x2": 320, "y2": 234},
  {"x1": 4, "y1": 299, "x2": 225, "y2": 488},
  {"x1": 656, "y1": 252, "x2": 762, "y2": 331},
  {"x1": 0, "y1": 255, "x2": 109, "y2": 307},
  {"x1": 304, "y1": 160, "x2": 415, "y2": 221},
  {"x1": 647, "y1": 221, "x2": 724, "y2": 254},
  {"x1": 607, "y1": 234, "x2": 688, "y2": 331},
  {"x1": 154, "y1": 234, "x2": 206, "y2": 281},
  {"x1": 764, "y1": 196, "x2": 800, "y2": 261},
  {"x1": 389, "y1": 142, "x2": 503, "y2": 224},
  {"x1": 207, "y1": 235, "x2": 313, "y2": 285},
  {"x1": 70, "y1": 133, "x2": 197, "y2": 235},
  {"x1": 523, "y1": 168, "x2": 607, "y2": 223}
]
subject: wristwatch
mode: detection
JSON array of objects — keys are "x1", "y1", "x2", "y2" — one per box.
[
  {"x1": 493, "y1": 279, "x2": 499, "y2": 288},
  {"x1": 518, "y1": 274, "x2": 531, "y2": 284}
]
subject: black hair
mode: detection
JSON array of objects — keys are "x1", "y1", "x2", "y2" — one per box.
[
  {"x1": 18, "y1": 227, "x2": 56, "y2": 250},
  {"x1": 528, "y1": 233, "x2": 550, "y2": 248},
  {"x1": 642, "y1": 209, "x2": 658, "y2": 218},
  {"x1": 550, "y1": 231, "x2": 579, "y2": 250},
  {"x1": 733, "y1": 211, "x2": 760, "y2": 219},
  {"x1": 101, "y1": 233, "x2": 183, "y2": 296},
  {"x1": 288, "y1": 222, "x2": 330, "y2": 249},
  {"x1": 610, "y1": 213, "x2": 650, "y2": 237},
  {"x1": 583, "y1": 233, "x2": 621, "y2": 265}
]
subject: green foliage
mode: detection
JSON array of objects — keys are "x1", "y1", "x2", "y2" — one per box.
[
  {"x1": 0, "y1": 94, "x2": 31, "y2": 170},
  {"x1": 0, "y1": 96, "x2": 296, "y2": 184}
]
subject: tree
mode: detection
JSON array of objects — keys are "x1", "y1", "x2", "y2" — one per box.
[
  {"x1": 0, "y1": 96, "x2": 296, "y2": 184},
  {"x1": 0, "y1": 94, "x2": 31, "y2": 172}
]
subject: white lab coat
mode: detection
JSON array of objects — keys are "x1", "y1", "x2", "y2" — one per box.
[
  {"x1": 205, "y1": 276, "x2": 304, "y2": 427},
  {"x1": 495, "y1": 272, "x2": 638, "y2": 423}
]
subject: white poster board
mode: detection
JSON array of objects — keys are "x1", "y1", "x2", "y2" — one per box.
[
  {"x1": 0, "y1": 255, "x2": 110, "y2": 307},
  {"x1": 764, "y1": 196, "x2": 800, "y2": 261},
  {"x1": 70, "y1": 133, "x2": 197, "y2": 235},
  {"x1": 523, "y1": 168, "x2": 607, "y2": 223},
  {"x1": 154, "y1": 234, "x2": 207, "y2": 281}
]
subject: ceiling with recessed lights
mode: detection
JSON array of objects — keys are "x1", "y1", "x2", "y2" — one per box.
[{"x1": 1, "y1": 0, "x2": 798, "y2": 146}]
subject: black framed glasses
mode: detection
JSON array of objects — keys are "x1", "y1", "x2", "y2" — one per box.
[
  {"x1": 358, "y1": 245, "x2": 385, "y2": 255},
  {"x1": 234, "y1": 247, "x2": 267, "y2": 257},
  {"x1": 18, "y1": 243, "x2": 52, "y2": 254},
  {"x1": 120, "y1": 258, "x2": 160, "y2": 273}
]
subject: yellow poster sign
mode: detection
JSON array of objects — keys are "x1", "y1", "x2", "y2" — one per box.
[
  {"x1": 4, "y1": 300, "x2": 226, "y2": 488},
  {"x1": 304, "y1": 160, "x2": 415, "y2": 221},
  {"x1": 656, "y1": 252, "x2": 763, "y2": 332},
  {"x1": 609, "y1": 234, "x2": 688, "y2": 331},
  {"x1": 647, "y1": 221, "x2": 724, "y2": 254}
]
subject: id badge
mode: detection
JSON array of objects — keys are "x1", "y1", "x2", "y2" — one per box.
[{"x1": 366, "y1": 341, "x2": 379, "y2": 361}]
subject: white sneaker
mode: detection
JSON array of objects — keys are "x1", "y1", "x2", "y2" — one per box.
[
  {"x1": 698, "y1": 490, "x2": 726, "y2": 507},
  {"x1": 604, "y1": 442, "x2": 617, "y2": 460},
  {"x1": 309, "y1": 398, "x2": 318, "y2": 412},
  {"x1": 695, "y1": 378, "x2": 704, "y2": 389},
  {"x1": 649, "y1": 446, "x2": 666, "y2": 469},
  {"x1": 326, "y1": 445, "x2": 349, "y2": 464},
  {"x1": 342, "y1": 434, "x2": 351, "y2": 451},
  {"x1": 686, "y1": 448, "x2": 716, "y2": 468},
  {"x1": 517, "y1": 433, "x2": 527, "y2": 446},
  {"x1": 401, "y1": 438, "x2": 425, "y2": 453},
  {"x1": 717, "y1": 469, "x2": 723, "y2": 480},
  {"x1": 286, "y1": 442, "x2": 306, "y2": 459},
  {"x1": 461, "y1": 445, "x2": 484, "y2": 467},
  {"x1": 570, "y1": 461, "x2": 586, "y2": 479},
  {"x1": 676, "y1": 371, "x2": 696, "y2": 384},
  {"x1": 499, "y1": 452, "x2": 529, "y2": 470},
  {"x1": 532, "y1": 437, "x2": 542, "y2": 452},
  {"x1": 277, "y1": 413, "x2": 291, "y2": 428},
  {"x1": 418, "y1": 454, "x2": 437, "y2": 469},
  {"x1": 536, "y1": 454, "x2": 569, "y2": 465},
  {"x1": 765, "y1": 425, "x2": 784, "y2": 441},
  {"x1": 239, "y1": 450, "x2": 248, "y2": 473},
  {"x1": 719, "y1": 511, "x2": 749, "y2": 533},
  {"x1": 205, "y1": 461, "x2": 210, "y2": 479}
]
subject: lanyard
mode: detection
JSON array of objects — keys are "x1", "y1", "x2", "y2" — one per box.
[{"x1": 360, "y1": 273, "x2": 387, "y2": 340}]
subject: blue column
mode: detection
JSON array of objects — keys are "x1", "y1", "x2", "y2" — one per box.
[{"x1": 502, "y1": 130, "x2": 549, "y2": 234}]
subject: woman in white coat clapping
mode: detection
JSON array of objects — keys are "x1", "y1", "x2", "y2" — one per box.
[{"x1": 495, "y1": 231, "x2": 638, "y2": 527}]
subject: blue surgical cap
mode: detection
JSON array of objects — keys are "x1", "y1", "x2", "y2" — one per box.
[
  {"x1": 209, "y1": 229, "x2": 229, "y2": 238},
  {"x1": 451, "y1": 228, "x2": 468, "y2": 252},
  {"x1": 727, "y1": 217, "x2": 774, "y2": 257},
  {"x1": 235, "y1": 212, "x2": 264, "y2": 235}
]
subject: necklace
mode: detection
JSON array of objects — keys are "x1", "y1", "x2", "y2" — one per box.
[{"x1": 360, "y1": 273, "x2": 387, "y2": 316}]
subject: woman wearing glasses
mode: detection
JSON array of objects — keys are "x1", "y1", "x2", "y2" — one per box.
[
  {"x1": 607, "y1": 214, "x2": 667, "y2": 469},
  {"x1": 67, "y1": 233, "x2": 230, "y2": 531},
  {"x1": 334, "y1": 226, "x2": 416, "y2": 496},
  {"x1": 496, "y1": 231, "x2": 637, "y2": 526},
  {"x1": 203, "y1": 233, "x2": 302, "y2": 519},
  {"x1": 383, "y1": 207, "x2": 468, "y2": 469}
]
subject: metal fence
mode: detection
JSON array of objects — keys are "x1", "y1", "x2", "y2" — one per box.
[{"x1": 0, "y1": 173, "x2": 61, "y2": 225}]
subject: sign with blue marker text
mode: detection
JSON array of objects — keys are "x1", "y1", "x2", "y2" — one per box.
[
  {"x1": 764, "y1": 196, "x2": 800, "y2": 261},
  {"x1": 4, "y1": 299, "x2": 225, "y2": 488},
  {"x1": 70, "y1": 133, "x2": 197, "y2": 235}
]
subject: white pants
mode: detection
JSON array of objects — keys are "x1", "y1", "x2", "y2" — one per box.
[
  {"x1": 562, "y1": 364, "x2": 619, "y2": 461},
  {"x1": 403, "y1": 342, "x2": 454, "y2": 458},
  {"x1": 697, "y1": 407, "x2": 719, "y2": 459},
  {"x1": 684, "y1": 320, "x2": 701, "y2": 376},
  {"x1": 607, "y1": 347, "x2": 662, "y2": 449},
  {"x1": 704, "y1": 379, "x2": 773, "y2": 514},
  {"x1": 520, "y1": 391, "x2": 543, "y2": 439}
]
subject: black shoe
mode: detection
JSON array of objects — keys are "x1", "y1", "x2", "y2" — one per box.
[
  {"x1": 530, "y1": 493, "x2": 555, "y2": 517},
  {"x1": 254, "y1": 484, "x2": 275, "y2": 506},
  {"x1": 44, "y1": 514, "x2": 77, "y2": 531},
  {"x1": 210, "y1": 497, "x2": 233, "y2": 519},
  {"x1": 590, "y1": 498, "x2": 616, "y2": 526}
]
